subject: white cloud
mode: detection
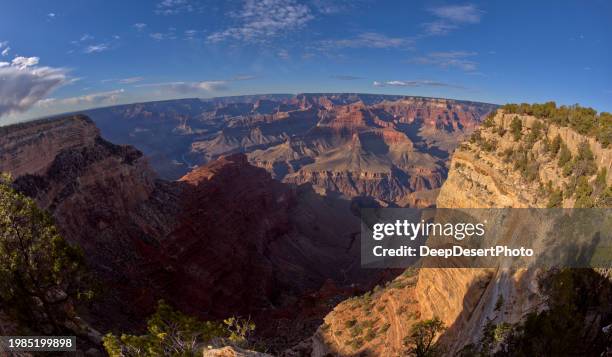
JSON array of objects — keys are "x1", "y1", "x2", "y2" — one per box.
[
  {"x1": 413, "y1": 51, "x2": 479, "y2": 72},
  {"x1": 423, "y1": 4, "x2": 483, "y2": 35},
  {"x1": 155, "y1": 0, "x2": 195, "y2": 15},
  {"x1": 137, "y1": 80, "x2": 228, "y2": 93},
  {"x1": 37, "y1": 89, "x2": 124, "y2": 107},
  {"x1": 0, "y1": 41, "x2": 10, "y2": 57},
  {"x1": 135, "y1": 74, "x2": 254, "y2": 94},
  {"x1": 47, "y1": 12, "x2": 56, "y2": 18},
  {"x1": 430, "y1": 4, "x2": 483, "y2": 24},
  {"x1": 320, "y1": 32, "x2": 413, "y2": 49},
  {"x1": 184, "y1": 30, "x2": 198, "y2": 39},
  {"x1": 102, "y1": 77, "x2": 145, "y2": 84},
  {"x1": 80, "y1": 34, "x2": 94, "y2": 42},
  {"x1": 84, "y1": 44, "x2": 109, "y2": 54},
  {"x1": 149, "y1": 28, "x2": 177, "y2": 41},
  {"x1": 0, "y1": 59, "x2": 69, "y2": 117},
  {"x1": 421, "y1": 21, "x2": 458, "y2": 36},
  {"x1": 207, "y1": 0, "x2": 313, "y2": 43},
  {"x1": 12, "y1": 56, "x2": 40, "y2": 69},
  {"x1": 372, "y1": 80, "x2": 462, "y2": 88},
  {"x1": 133, "y1": 23, "x2": 147, "y2": 31},
  {"x1": 311, "y1": 0, "x2": 350, "y2": 14}
]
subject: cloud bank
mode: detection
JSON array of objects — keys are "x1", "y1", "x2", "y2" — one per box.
[
  {"x1": 136, "y1": 80, "x2": 229, "y2": 93},
  {"x1": 0, "y1": 57, "x2": 68, "y2": 118},
  {"x1": 37, "y1": 89, "x2": 124, "y2": 107}
]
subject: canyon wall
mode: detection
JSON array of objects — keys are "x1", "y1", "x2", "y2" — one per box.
[{"x1": 310, "y1": 110, "x2": 611, "y2": 356}]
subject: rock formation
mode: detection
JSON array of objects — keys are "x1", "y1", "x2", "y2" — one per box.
[
  {"x1": 0, "y1": 115, "x2": 380, "y2": 351},
  {"x1": 310, "y1": 109, "x2": 612, "y2": 356},
  {"x1": 83, "y1": 94, "x2": 497, "y2": 206}
]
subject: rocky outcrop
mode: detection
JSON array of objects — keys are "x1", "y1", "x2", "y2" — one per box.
[
  {"x1": 310, "y1": 109, "x2": 611, "y2": 356},
  {"x1": 308, "y1": 269, "x2": 420, "y2": 356},
  {"x1": 417, "y1": 110, "x2": 612, "y2": 353},
  {"x1": 0, "y1": 115, "x2": 99, "y2": 177}
]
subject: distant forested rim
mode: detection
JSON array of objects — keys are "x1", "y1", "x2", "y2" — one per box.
[{"x1": 499, "y1": 102, "x2": 612, "y2": 147}]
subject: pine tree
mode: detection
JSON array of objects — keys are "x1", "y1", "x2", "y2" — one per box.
[{"x1": 0, "y1": 173, "x2": 90, "y2": 333}]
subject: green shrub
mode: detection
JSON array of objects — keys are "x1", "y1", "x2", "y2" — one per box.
[
  {"x1": 350, "y1": 324, "x2": 363, "y2": 338},
  {"x1": 345, "y1": 319, "x2": 357, "y2": 328},
  {"x1": 525, "y1": 120, "x2": 544, "y2": 147},
  {"x1": 403, "y1": 317, "x2": 446, "y2": 357},
  {"x1": 364, "y1": 328, "x2": 377, "y2": 341},
  {"x1": 510, "y1": 117, "x2": 523, "y2": 141},
  {"x1": 0, "y1": 174, "x2": 90, "y2": 334},
  {"x1": 558, "y1": 143, "x2": 572, "y2": 167},
  {"x1": 574, "y1": 176, "x2": 594, "y2": 208},
  {"x1": 595, "y1": 168, "x2": 607, "y2": 190},
  {"x1": 349, "y1": 338, "x2": 363, "y2": 350},
  {"x1": 482, "y1": 112, "x2": 496, "y2": 128},
  {"x1": 547, "y1": 189, "x2": 564, "y2": 208},
  {"x1": 573, "y1": 141, "x2": 597, "y2": 176},
  {"x1": 595, "y1": 186, "x2": 612, "y2": 207},
  {"x1": 498, "y1": 269, "x2": 612, "y2": 355},
  {"x1": 103, "y1": 300, "x2": 229, "y2": 357},
  {"x1": 550, "y1": 134, "x2": 562, "y2": 155},
  {"x1": 502, "y1": 102, "x2": 611, "y2": 147}
]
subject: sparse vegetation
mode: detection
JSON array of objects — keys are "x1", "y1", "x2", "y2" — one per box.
[
  {"x1": 525, "y1": 120, "x2": 544, "y2": 148},
  {"x1": 495, "y1": 269, "x2": 612, "y2": 356},
  {"x1": 103, "y1": 300, "x2": 230, "y2": 356},
  {"x1": 550, "y1": 134, "x2": 562, "y2": 155},
  {"x1": 502, "y1": 102, "x2": 612, "y2": 147},
  {"x1": 470, "y1": 129, "x2": 498, "y2": 152},
  {"x1": 364, "y1": 328, "x2": 377, "y2": 341},
  {"x1": 348, "y1": 337, "x2": 364, "y2": 350},
  {"x1": 510, "y1": 116, "x2": 523, "y2": 141},
  {"x1": 558, "y1": 143, "x2": 572, "y2": 168},
  {"x1": 572, "y1": 141, "x2": 597, "y2": 177},
  {"x1": 403, "y1": 317, "x2": 446, "y2": 357},
  {"x1": 547, "y1": 188, "x2": 564, "y2": 208},
  {"x1": 595, "y1": 185, "x2": 612, "y2": 207},
  {"x1": 345, "y1": 319, "x2": 357, "y2": 328},
  {"x1": 482, "y1": 112, "x2": 496, "y2": 128},
  {"x1": 0, "y1": 174, "x2": 91, "y2": 334},
  {"x1": 574, "y1": 176, "x2": 594, "y2": 208}
]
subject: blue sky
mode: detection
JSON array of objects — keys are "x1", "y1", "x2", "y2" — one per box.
[{"x1": 0, "y1": 0, "x2": 610, "y2": 125}]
